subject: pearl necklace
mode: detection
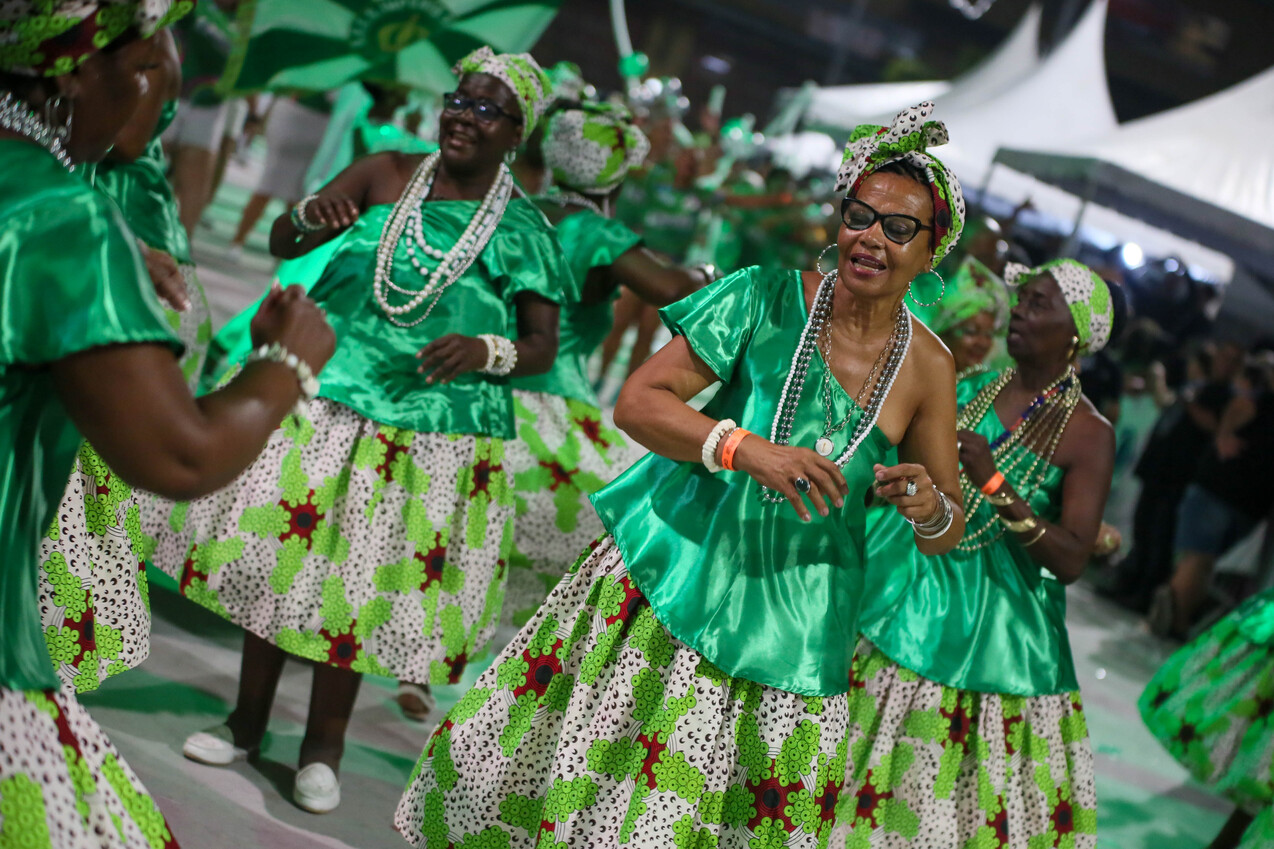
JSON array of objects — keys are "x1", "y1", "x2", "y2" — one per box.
[
  {"x1": 760, "y1": 270, "x2": 912, "y2": 504},
  {"x1": 0, "y1": 91, "x2": 73, "y2": 171},
  {"x1": 373, "y1": 152, "x2": 513, "y2": 327},
  {"x1": 539, "y1": 188, "x2": 605, "y2": 216}
]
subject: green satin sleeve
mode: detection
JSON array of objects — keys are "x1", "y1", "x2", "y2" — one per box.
[
  {"x1": 591, "y1": 267, "x2": 893, "y2": 696},
  {"x1": 0, "y1": 145, "x2": 182, "y2": 367},
  {"x1": 659, "y1": 266, "x2": 766, "y2": 383},
  {"x1": 512, "y1": 210, "x2": 643, "y2": 404},
  {"x1": 860, "y1": 370, "x2": 1076, "y2": 695},
  {"x1": 93, "y1": 134, "x2": 191, "y2": 264}
]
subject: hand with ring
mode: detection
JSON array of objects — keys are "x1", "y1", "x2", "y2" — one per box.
[
  {"x1": 726, "y1": 436, "x2": 849, "y2": 522},
  {"x1": 873, "y1": 462, "x2": 943, "y2": 524}
]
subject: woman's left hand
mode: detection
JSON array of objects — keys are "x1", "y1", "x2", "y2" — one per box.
[
  {"x1": 416, "y1": 334, "x2": 488, "y2": 384},
  {"x1": 957, "y1": 429, "x2": 997, "y2": 489},
  {"x1": 874, "y1": 463, "x2": 943, "y2": 524}
]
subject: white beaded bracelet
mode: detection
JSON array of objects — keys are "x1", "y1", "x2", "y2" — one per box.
[
  {"x1": 290, "y1": 194, "x2": 326, "y2": 234},
  {"x1": 247, "y1": 342, "x2": 320, "y2": 417},
  {"x1": 701, "y1": 418, "x2": 737, "y2": 473},
  {"x1": 478, "y1": 334, "x2": 517, "y2": 376}
]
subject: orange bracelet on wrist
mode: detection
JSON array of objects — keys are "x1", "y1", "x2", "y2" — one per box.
[
  {"x1": 720, "y1": 428, "x2": 752, "y2": 471},
  {"x1": 980, "y1": 471, "x2": 1006, "y2": 495}
]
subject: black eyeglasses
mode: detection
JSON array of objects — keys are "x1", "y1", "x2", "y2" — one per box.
[
  {"x1": 841, "y1": 197, "x2": 933, "y2": 245},
  {"x1": 441, "y1": 92, "x2": 522, "y2": 125}
]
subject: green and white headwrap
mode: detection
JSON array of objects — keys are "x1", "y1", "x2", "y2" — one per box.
[
  {"x1": 0, "y1": 0, "x2": 191, "y2": 75},
  {"x1": 543, "y1": 102, "x2": 650, "y2": 194},
  {"x1": 453, "y1": 46, "x2": 551, "y2": 136},
  {"x1": 546, "y1": 60, "x2": 588, "y2": 103},
  {"x1": 930, "y1": 256, "x2": 1009, "y2": 336},
  {"x1": 1006, "y1": 258, "x2": 1114, "y2": 354},
  {"x1": 834, "y1": 102, "x2": 966, "y2": 266}
]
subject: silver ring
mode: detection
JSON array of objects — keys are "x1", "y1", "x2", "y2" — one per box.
[
  {"x1": 905, "y1": 480, "x2": 918, "y2": 498},
  {"x1": 794, "y1": 477, "x2": 811, "y2": 493}
]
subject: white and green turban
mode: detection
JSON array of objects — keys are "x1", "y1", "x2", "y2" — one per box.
[
  {"x1": 542, "y1": 102, "x2": 650, "y2": 194},
  {"x1": 1006, "y1": 258, "x2": 1114, "y2": 354},
  {"x1": 453, "y1": 46, "x2": 552, "y2": 135},
  {"x1": 834, "y1": 102, "x2": 966, "y2": 266},
  {"x1": 0, "y1": 0, "x2": 191, "y2": 75}
]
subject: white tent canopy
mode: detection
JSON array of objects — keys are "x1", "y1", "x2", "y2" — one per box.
[
  {"x1": 937, "y1": 0, "x2": 1116, "y2": 187},
  {"x1": 795, "y1": 2, "x2": 1042, "y2": 134}
]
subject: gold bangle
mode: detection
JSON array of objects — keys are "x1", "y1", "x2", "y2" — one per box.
[
  {"x1": 999, "y1": 514, "x2": 1038, "y2": 534},
  {"x1": 1022, "y1": 526, "x2": 1047, "y2": 547},
  {"x1": 985, "y1": 489, "x2": 1018, "y2": 508}
]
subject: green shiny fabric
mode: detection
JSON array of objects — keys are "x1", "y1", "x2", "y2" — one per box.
[
  {"x1": 860, "y1": 370, "x2": 1074, "y2": 696},
  {"x1": 512, "y1": 209, "x2": 641, "y2": 405},
  {"x1": 591, "y1": 267, "x2": 892, "y2": 697},
  {"x1": 306, "y1": 197, "x2": 567, "y2": 437},
  {"x1": 92, "y1": 107, "x2": 191, "y2": 265},
  {"x1": 0, "y1": 142, "x2": 180, "y2": 691}
]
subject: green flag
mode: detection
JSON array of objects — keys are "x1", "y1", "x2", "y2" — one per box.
[{"x1": 218, "y1": 0, "x2": 562, "y2": 96}]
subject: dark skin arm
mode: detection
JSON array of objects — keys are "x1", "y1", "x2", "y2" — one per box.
[
  {"x1": 267, "y1": 152, "x2": 401, "y2": 258},
  {"x1": 958, "y1": 397, "x2": 1115, "y2": 584},
  {"x1": 416, "y1": 293, "x2": 560, "y2": 384},
  {"x1": 49, "y1": 286, "x2": 335, "y2": 502},
  {"x1": 588, "y1": 246, "x2": 708, "y2": 308}
]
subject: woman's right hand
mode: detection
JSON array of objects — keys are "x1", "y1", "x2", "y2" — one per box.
[
  {"x1": 730, "y1": 435, "x2": 848, "y2": 522},
  {"x1": 301, "y1": 191, "x2": 361, "y2": 231},
  {"x1": 249, "y1": 284, "x2": 336, "y2": 373}
]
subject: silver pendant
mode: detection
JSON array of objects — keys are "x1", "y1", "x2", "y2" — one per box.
[{"x1": 815, "y1": 437, "x2": 834, "y2": 457}]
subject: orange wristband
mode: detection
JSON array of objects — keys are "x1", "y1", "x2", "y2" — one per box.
[
  {"x1": 720, "y1": 428, "x2": 752, "y2": 472},
  {"x1": 980, "y1": 471, "x2": 1006, "y2": 495}
]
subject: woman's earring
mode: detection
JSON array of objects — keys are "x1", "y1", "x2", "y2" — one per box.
[
  {"x1": 1068, "y1": 335, "x2": 1080, "y2": 360},
  {"x1": 504, "y1": 149, "x2": 517, "y2": 166},
  {"x1": 43, "y1": 95, "x2": 73, "y2": 140},
  {"x1": 907, "y1": 268, "x2": 946, "y2": 307},
  {"x1": 816, "y1": 243, "x2": 838, "y2": 276}
]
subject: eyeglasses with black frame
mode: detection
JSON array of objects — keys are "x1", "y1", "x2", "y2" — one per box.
[
  {"x1": 841, "y1": 197, "x2": 933, "y2": 245},
  {"x1": 441, "y1": 92, "x2": 522, "y2": 125}
]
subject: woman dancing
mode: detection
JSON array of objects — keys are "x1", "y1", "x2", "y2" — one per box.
[
  {"x1": 0, "y1": 1, "x2": 333, "y2": 842},
  {"x1": 149, "y1": 47, "x2": 569, "y2": 813},
  {"x1": 395, "y1": 103, "x2": 967, "y2": 849},
  {"x1": 836, "y1": 258, "x2": 1119, "y2": 848}
]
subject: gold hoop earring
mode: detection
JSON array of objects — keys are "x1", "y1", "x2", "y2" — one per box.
[{"x1": 1068, "y1": 335, "x2": 1080, "y2": 360}]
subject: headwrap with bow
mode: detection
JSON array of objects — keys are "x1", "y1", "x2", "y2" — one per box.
[
  {"x1": 834, "y1": 102, "x2": 966, "y2": 266},
  {"x1": 0, "y1": 0, "x2": 191, "y2": 76},
  {"x1": 453, "y1": 46, "x2": 552, "y2": 136},
  {"x1": 1005, "y1": 258, "x2": 1114, "y2": 354},
  {"x1": 543, "y1": 101, "x2": 650, "y2": 194}
]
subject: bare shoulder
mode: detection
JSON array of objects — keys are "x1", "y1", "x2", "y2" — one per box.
[
  {"x1": 906, "y1": 313, "x2": 955, "y2": 374},
  {"x1": 1058, "y1": 394, "x2": 1115, "y2": 463}
]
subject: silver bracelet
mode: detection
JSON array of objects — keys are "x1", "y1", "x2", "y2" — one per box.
[
  {"x1": 701, "y1": 418, "x2": 737, "y2": 473},
  {"x1": 478, "y1": 334, "x2": 517, "y2": 376},
  {"x1": 290, "y1": 194, "x2": 325, "y2": 234},
  {"x1": 909, "y1": 489, "x2": 954, "y2": 539},
  {"x1": 247, "y1": 342, "x2": 320, "y2": 417}
]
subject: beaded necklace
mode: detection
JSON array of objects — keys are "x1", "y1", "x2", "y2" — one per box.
[
  {"x1": 956, "y1": 367, "x2": 1081, "y2": 550},
  {"x1": 0, "y1": 92, "x2": 73, "y2": 171},
  {"x1": 538, "y1": 188, "x2": 605, "y2": 217},
  {"x1": 760, "y1": 270, "x2": 912, "y2": 504},
  {"x1": 373, "y1": 152, "x2": 513, "y2": 328}
]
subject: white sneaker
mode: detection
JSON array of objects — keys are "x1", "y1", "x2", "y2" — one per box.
[
  {"x1": 182, "y1": 725, "x2": 251, "y2": 766},
  {"x1": 294, "y1": 763, "x2": 341, "y2": 813}
]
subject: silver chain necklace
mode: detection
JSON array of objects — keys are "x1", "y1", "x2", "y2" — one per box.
[
  {"x1": 0, "y1": 92, "x2": 73, "y2": 170},
  {"x1": 814, "y1": 300, "x2": 908, "y2": 457},
  {"x1": 539, "y1": 188, "x2": 605, "y2": 216},
  {"x1": 760, "y1": 270, "x2": 912, "y2": 504}
]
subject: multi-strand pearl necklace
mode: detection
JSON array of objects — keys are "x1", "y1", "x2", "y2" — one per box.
[
  {"x1": 759, "y1": 270, "x2": 912, "y2": 504},
  {"x1": 0, "y1": 91, "x2": 73, "y2": 171},
  {"x1": 956, "y1": 367, "x2": 1081, "y2": 551},
  {"x1": 373, "y1": 152, "x2": 513, "y2": 328}
]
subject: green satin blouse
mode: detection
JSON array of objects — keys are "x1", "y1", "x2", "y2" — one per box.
[
  {"x1": 306, "y1": 197, "x2": 568, "y2": 437},
  {"x1": 511, "y1": 209, "x2": 642, "y2": 406},
  {"x1": 0, "y1": 142, "x2": 181, "y2": 691},
  {"x1": 591, "y1": 267, "x2": 892, "y2": 697},
  {"x1": 860, "y1": 370, "x2": 1074, "y2": 696}
]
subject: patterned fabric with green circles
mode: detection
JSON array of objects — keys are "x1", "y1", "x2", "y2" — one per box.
[
  {"x1": 1005, "y1": 258, "x2": 1113, "y2": 354},
  {"x1": 543, "y1": 102, "x2": 650, "y2": 194},
  {"x1": 0, "y1": 0, "x2": 192, "y2": 76}
]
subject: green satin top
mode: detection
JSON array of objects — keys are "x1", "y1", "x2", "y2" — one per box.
[
  {"x1": 860, "y1": 370, "x2": 1074, "y2": 696},
  {"x1": 91, "y1": 102, "x2": 190, "y2": 265},
  {"x1": 306, "y1": 197, "x2": 568, "y2": 437},
  {"x1": 512, "y1": 209, "x2": 642, "y2": 406},
  {"x1": 0, "y1": 142, "x2": 181, "y2": 691},
  {"x1": 591, "y1": 267, "x2": 893, "y2": 697}
]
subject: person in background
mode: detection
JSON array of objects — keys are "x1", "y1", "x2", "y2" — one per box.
[{"x1": 927, "y1": 254, "x2": 1009, "y2": 377}]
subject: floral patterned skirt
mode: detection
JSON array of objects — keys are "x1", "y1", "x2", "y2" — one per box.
[
  {"x1": 1139, "y1": 589, "x2": 1274, "y2": 814},
  {"x1": 143, "y1": 398, "x2": 514, "y2": 685},
  {"x1": 503, "y1": 391, "x2": 642, "y2": 628},
  {"x1": 0, "y1": 687, "x2": 179, "y2": 848},
  {"x1": 395, "y1": 536, "x2": 850, "y2": 849},
  {"x1": 831, "y1": 643, "x2": 1097, "y2": 849}
]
